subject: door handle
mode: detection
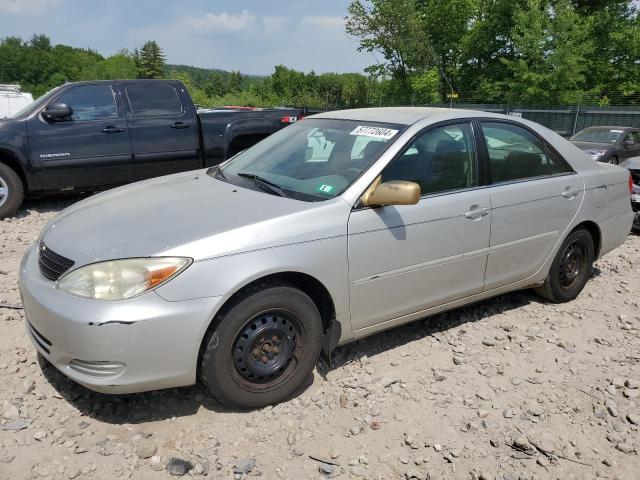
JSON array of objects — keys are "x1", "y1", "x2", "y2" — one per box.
[
  {"x1": 170, "y1": 122, "x2": 191, "y2": 129},
  {"x1": 464, "y1": 206, "x2": 490, "y2": 220},
  {"x1": 561, "y1": 188, "x2": 579, "y2": 199},
  {"x1": 101, "y1": 126, "x2": 124, "y2": 134}
]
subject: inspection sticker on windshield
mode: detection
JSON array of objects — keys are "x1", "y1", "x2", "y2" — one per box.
[
  {"x1": 317, "y1": 184, "x2": 335, "y2": 194},
  {"x1": 350, "y1": 125, "x2": 399, "y2": 140}
]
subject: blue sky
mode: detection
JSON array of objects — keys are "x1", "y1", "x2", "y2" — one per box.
[{"x1": 0, "y1": 0, "x2": 374, "y2": 75}]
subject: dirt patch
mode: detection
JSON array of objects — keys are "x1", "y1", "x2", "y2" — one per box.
[{"x1": 1, "y1": 199, "x2": 639, "y2": 479}]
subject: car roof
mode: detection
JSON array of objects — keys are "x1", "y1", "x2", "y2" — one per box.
[
  {"x1": 311, "y1": 107, "x2": 492, "y2": 126},
  {"x1": 579, "y1": 126, "x2": 636, "y2": 131}
]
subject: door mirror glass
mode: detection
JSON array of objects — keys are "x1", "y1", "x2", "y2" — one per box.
[
  {"x1": 361, "y1": 177, "x2": 421, "y2": 207},
  {"x1": 43, "y1": 103, "x2": 73, "y2": 121},
  {"x1": 624, "y1": 139, "x2": 636, "y2": 146}
]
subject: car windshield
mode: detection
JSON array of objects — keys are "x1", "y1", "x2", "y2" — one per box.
[
  {"x1": 9, "y1": 85, "x2": 63, "y2": 119},
  {"x1": 213, "y1": 118, "x2": 406, "y2": 201},
  {"x1": 570, "y1": 127, "x2": 624, "y2": 144}
]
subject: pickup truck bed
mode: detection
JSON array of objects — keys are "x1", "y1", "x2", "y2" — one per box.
[{"x1": 0, "y1": 79, "x2": 304, "y2": 217}]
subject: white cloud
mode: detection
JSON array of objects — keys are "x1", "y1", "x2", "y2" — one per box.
[
  {"x1": 186, "y1": 10, "x2": 258, "y2": 33},
  {"x1": 0, "y1": 0, "x2": 61, "y2": 14}
]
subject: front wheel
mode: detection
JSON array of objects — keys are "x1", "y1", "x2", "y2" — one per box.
[
  {"x1": 0, "y1": 162, "x2": 24, "y2": 219},
  {"x1": 535, "y1": 228, "x2": 594, "y2": 303},
  {"x1": 199, "y1": 284, "x2": 323, "y2": 408},
  {"x1": 607, "y1": 156, "x2": 619, "y2": 165}
]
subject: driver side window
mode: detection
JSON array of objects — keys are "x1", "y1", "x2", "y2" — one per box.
[
  {"x1": 54, "y1": 85, "x2": 118, "y2": 121},
  {"x1": 381, "y1": 123, "x2": 477, "y2": 195}
]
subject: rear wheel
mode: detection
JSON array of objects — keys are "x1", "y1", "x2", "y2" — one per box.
[
  {"x1": 607, "y1": 156, "x2": 619, "y2": 165},
  {"x1": 535, "y1": 228, "x2": 594, "y2": 303},
  {"x1": 199, "y1": 284, "x2": 323, "y2": 408},
  {"x1": 0, "y1": 162, "x2": 24, "y2": 219}
]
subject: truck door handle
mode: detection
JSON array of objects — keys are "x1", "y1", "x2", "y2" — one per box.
[
  {"x1": 170, "y1": 122, "x2": 190, "y2": 129},
  {"x1": 464, "y1": 206, "x2": 490, "y2": 220},
  {"x1": 561, "y1": 188, "x2": 579, "y2": 199},
  {"x1": 101, "y1": 126, "x2": 124, "y2": 134}
]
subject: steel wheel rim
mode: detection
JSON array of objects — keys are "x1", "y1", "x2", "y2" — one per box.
[
  {"x1": 558, "y1": 240, "x2": 586, "y2": 289},
  {"x1": 0, "y1": 176, "x2": 8, "y2": 208},
  {"x1": 230, "y1": 310, "x2": 303, "y2": 391}
]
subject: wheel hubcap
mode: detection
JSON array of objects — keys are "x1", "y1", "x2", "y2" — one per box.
[
  {"x1": 558, "y1": 240, "x2": 586, "y2": 289},
  {"x1": 0, "y1": 177, "x2": 8, "y2": 208},
  {"x1": 233, "y1": 313, "x2": 299, "y2": 383}
]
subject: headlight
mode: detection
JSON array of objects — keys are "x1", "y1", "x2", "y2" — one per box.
[
  {"x1": 584, "y1": 149, "x2": 607, "y2": 158},
  {"x1": 57, "y1": 257, "x2": 192, "y2": 300}
]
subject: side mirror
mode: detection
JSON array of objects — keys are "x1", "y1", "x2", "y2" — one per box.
[
  {"x1": 43, "y1": 103, "x2": 73, "y2": 121},
  {"x1": 361, "y1": 177, "x2": 421, "y2": 207},
  {"x1": 624, "y1": 139, "x2": 636, "y2": 147}
]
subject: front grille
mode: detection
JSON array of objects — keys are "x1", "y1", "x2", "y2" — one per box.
[
  {"x1": 27, "y1": 321, "x2": 52, "y2": 355},
  {"x1": 38, "y1": 242, "x2": 75, "y2": 281}
]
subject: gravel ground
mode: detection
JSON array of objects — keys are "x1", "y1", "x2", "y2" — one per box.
[{"x1": 1, "y1": 197, "x2": 639, "y2": 480}]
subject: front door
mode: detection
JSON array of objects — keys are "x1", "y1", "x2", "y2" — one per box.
[
  {"x1": 121, "y1": 82, "x2": 200, "y2": 181},
  {"x1": 622, "y1": 130, "x2": 640, "y2": 160},
  {"x1": 348, "y1": 122, "x2": 491, "y2": 333},
  {"x1": 28, "y1": 83, "x2": 132, "y2": 189}
]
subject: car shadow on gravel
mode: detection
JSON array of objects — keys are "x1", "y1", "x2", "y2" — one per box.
[
  {"x1": 326, "y1": 290, "x2": 537, "y2": 372},
  {"x1": 38, "y1": 290, "x2": 539, "y2": 424}
]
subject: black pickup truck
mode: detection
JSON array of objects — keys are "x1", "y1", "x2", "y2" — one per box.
[{"x1": 0, "y1": 79, "x2": 304, "y2": 217}]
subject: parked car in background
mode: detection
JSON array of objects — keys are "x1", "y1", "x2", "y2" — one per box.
[
  {"x1": 621, "y1": 156, "x2": 640, "y2": 231},
  {"x1": 0, "y1": 79, "x2": 304, "y2": 218},
  {"x1": 570, "y1": 126, "x2": 640, "y2": 164},
  {"x1": 19, "y1": 107, "x2": 633, "y2": 408},
  {"x1": 0, "y1": 84, "x2": 33, "y2": 118}
]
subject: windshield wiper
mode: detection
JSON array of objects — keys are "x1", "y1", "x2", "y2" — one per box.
[{"x1": 237, "y1": 172, "x2": 288, "y2": 198}]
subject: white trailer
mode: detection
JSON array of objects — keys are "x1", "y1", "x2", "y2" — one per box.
[{"x1": 0, "y1": 84, "x2": 34, "y2": 118}]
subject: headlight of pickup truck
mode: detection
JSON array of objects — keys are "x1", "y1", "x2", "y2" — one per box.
[{"x1": 57, "y1": 258, "x2": 192, "y2": 300}]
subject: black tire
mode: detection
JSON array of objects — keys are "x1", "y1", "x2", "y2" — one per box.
[
  {"x1": 199, "y1": 284, "x2": 323, "y2": 408},
  {"x1": 0, "y1": 162, "x2": 24, "y2": 219},
  {"x1": 607, "y1": 156, "x2": 619, "y2": 165},
  {"x1": 535, "y1": 228, "x2": 594, "y2": 303}
]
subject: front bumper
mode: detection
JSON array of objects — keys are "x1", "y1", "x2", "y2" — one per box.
[{"x1": 18, "y1": 244, "x2": 226, "y2": 394}]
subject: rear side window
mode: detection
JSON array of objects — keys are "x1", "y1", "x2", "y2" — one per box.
[
  {"x1": 124, "y1": 84, "x2": 183, "y2": 117},
  {"x1": 481, "y1": 122, "x2": 571, "y2": 183},
  {"x1": 55, "y1": 85, "x2": 118, "y2": 121}
]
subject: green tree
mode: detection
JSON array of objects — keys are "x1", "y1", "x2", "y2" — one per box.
[
  {"x1": 133, "y1": 41, "x2": 166, "y2": 79},
  {"x1": 227, "y1": 70, "x2": 244, "y2": 92},
  {"x1": 205, "y1": 72, "x2": 227, "y2": 97}
]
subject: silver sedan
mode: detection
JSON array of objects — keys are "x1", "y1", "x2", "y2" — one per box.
[{"x1": 19, "y1": 108, "x2": 634, "y2": 408}]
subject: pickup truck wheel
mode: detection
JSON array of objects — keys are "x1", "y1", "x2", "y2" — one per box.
[
  {"x1": 534, "y1": 228, "x2": 594, "y2": 303},
  {"x1": 607, "y1": 156, "x2": 619, "y2": 165},
  {"x1": 0, "y1": 163, "x2": 24, "y2": 219},
  {"x1": 199, "y1": 284, "x2": 323, "y2": 408}
]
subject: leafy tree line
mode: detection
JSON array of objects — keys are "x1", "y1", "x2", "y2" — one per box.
[
  {"x1": 347, "y1": 0, "x2": 640, "y2": 105},
  {"x1": 0, "y1": 35, "x2": 392, "y2": 109},
  {"x1": 2, "y1": 0, "x2": 640, "y2": 110}
]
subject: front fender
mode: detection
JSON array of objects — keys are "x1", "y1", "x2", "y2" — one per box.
[{"x1": 155, "y1": 235, "x2": 352, "y2": 341}]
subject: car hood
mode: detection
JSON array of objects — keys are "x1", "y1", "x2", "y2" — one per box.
[
  {"x1": 570, "y1": 141, "x2": 614, "y2": 151},
  {"x1": 621, "y1": 156, "x2": 640, "y2": 171},
  {"x1": 41, "y1": 170, "x2": 350, "y2": 266}
]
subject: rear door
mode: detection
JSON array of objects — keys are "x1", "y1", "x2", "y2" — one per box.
[
  {"x1": 28, "y1": 83, "x2": 132, "y2": 189},
  {"x1": 121, "y1": 82, "x2": 200, "y2": 181},
  {"x1": 479, "y1": 120, "x2": 583, "y2": 290}
]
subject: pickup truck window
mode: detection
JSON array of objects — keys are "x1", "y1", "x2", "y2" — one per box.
[
  {"x1": 55, "y1": 85, "x2": 118, "y2": 121},
  {"x1": 124, "y1": 84, "x2": 183, "y2": 117}
]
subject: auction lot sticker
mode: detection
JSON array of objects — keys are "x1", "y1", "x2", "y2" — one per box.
[{"x1": 350, "y1": 126, "x2": 399, "y2": 140}]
